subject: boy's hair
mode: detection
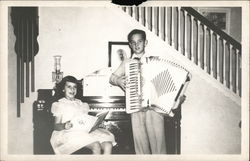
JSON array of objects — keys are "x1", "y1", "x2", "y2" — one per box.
[{"x1": 127, "y1": 29, "x2": 146, "y2": 42}]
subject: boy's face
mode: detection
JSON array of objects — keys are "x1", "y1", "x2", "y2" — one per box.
[{"x1": 129, "y1": 33, "x2": 147, "y2": 56}]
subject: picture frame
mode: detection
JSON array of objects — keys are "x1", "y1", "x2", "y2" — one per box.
[
  {"x1": 198, "y1": 7, "x2": 231, "y2": 34},
  {"x1": 108, "y1": 41, "x2": 132, "y2": 69}
]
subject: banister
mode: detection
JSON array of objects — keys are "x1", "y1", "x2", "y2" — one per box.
[
  {"x1": 121, "y1": 6, "x2": 242, "y2": 97},
  {"x1": 181, "y1": 7, "x2": 241, "y2": 51}
]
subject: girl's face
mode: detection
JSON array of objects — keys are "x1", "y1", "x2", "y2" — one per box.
[{"x1": 64, "y1": 81, "x2": 77, "y2": 100}]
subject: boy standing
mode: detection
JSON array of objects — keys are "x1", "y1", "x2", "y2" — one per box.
[{"x1": 109, "y1": 29, "x2": 166, "y2": 154}]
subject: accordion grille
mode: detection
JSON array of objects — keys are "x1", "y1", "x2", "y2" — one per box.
[{"x1": 151, "y1": 69, "x2": 177, "y2": 97}]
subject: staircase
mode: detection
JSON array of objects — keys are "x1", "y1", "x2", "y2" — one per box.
[{"x1": 120, "y1": 6, "x2": 241, "y2": 99}]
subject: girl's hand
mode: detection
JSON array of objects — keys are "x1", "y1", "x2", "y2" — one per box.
[
  {"x1": 98, "y1": 121, "x2": 106, "y2": 129},
  {"x1": 64, "y1": 121, "x2": 73, "y2": 130}
]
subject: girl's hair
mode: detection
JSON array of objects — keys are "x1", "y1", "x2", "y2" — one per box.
[{"x1": 53, "y1": 75, "x2": 83, "y2": 101}]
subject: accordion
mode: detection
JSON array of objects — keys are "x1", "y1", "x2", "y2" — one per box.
[{"x1": 125, "y1": 56, "x2": 191, "y2": 116}]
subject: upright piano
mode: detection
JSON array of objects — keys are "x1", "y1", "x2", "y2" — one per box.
[{"x1": 33, "y1": 68, "x2": 181, "y2": 154}]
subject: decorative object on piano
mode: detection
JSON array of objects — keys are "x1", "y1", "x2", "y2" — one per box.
[
  {"x1": 125, "y1": 56, "x2": 191, "y2": 116},
  {"x1": 52, "y1": 55, "x2": 63, "y2": 84},
  {"x1": 108, "y1": 41, "x2": 132, "y2": 69},
  {"x1": 11, "y1": 7, "x2": 39, "y2": 117}
]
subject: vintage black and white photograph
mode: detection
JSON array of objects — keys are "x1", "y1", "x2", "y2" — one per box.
[{"x1": 0, "y1": 1, "x2": 249, "y2": 161}]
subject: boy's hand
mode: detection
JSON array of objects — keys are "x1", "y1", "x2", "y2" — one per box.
[
  {"x1": 179, "y1": 95, "x2": 186, "y2": 104},
  {"x1": 64, "y1": 121, "x2": 73, "y2": 130}
]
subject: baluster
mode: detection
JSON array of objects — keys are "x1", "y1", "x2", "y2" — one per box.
[
  {"x1": 206, "y1": 28, "x2": 211, "y2": 74},
  {"x1": 138, "y1": 7, "x2": 140, "y2": 22},
  {"x1": 145, "y1": 7, "x2": 149, "y2": 29},
  {"x1": 216, "y1": 35, "x2": 220, "y2": 81},
  {"x1": 135, "y1": 7, "x2": 139, "y2": 21},
  {"x1": 235, "y1": 49, "x2": 239, "y2": 94},
  {"x1": 122, "y1": 7, "x2": 126, "y2": 12},
  {"x1": 147, "y1": 7, "x2": 152, "y2": 31},
  {"x1": 197, "y1": 20, "x2": 201, "y2": 66},
  {"x1": 171, "y1": 7, "x2": 175, "y2": 47},
  {"x1": 132, "y1": 7, "x2": 136, "y2": 19},
  {"x1": 177, "y1": 7, "x2": 181, "y2": 51},
  {"x1": 210, "y1": 30, "x2": 213, "y2": 75},
  {"x1": 231, "y1": 45, "x2": 236, "y2": 92},
  {"x1": 229, "y1": 44, "x2": 233, "y2": 90},
  {"x1": 160, "y1": 7, "x2": 166, "y2": 41},
  {"x1": 141, "y1": 7, "x2": 145, "y2": 26},
  {"x1": 203, "y1": 25, "x2": 207, "y2": 71},
  {"x1": 156, "y1": 7, "x2": 159, "y2": 36},
  {"x1": 167, "y1": 7, "x2": 172, "y2": 45},
  {"x1": 125, "y1": 7, "x2": 128, "y2": 14},
  {"x1": 212, "y1": 33, "x2": 217, "y2": 79},
  {"x1": 190, "y1": 16, "x2": 194, "y2": 60},
  {"x1": 184, "y1": 11, "x2": 188, "y2": 57},
  {"x1": 137, "y1": 7, "x2": 141, "y2": 24},
  {"x1": 225, "y1": 43, "x2": 231, "y2": 88},
  {"x1": 150, "y1": 7, "x2": 153, "y2": 31},
  {"x1": 152, "y1": 7, "x2": 155, "y2": 33},
  {"x1": 238, "y1": 52, "x2": 241, "y2": 96},
  {"x1": 128, "y1": 7, "x2": 132, "y2": 17},
  {"x1": 165, "y1": 7, "x2": 168, "y2": 43},
  {"x1": 153, "y1": 7, "x2": 159, "y2": 36},
  {"x1": 183, "y1": 10, "x2": 187, "y2": 56},
  {"x1": 218, "y1": 37, "x2": 223, "y2": 83},
  {"x1": 223, "y1": 40, "x2": 227, "y2": 86}
]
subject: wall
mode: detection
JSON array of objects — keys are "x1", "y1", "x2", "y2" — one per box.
[
  {"x1": 8, "y1": 7, "x2": 241, "y2": 154},
  {"x1": 181, "y1": 70, "x2": 241, "y2": 154}
]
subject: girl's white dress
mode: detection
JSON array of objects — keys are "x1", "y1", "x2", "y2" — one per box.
[{"x1": 50, "y1": 98, "x2": 116, "y2": 154}]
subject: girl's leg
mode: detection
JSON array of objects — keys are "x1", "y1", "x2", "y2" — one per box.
[
  {"x1": 101, "y1": 141, "x2": 112, "y2": 154},
  {"x1": 85, "y1": 142, "x2": 102, "y2": 154}
]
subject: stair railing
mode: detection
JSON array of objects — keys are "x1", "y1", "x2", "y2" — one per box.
[{"x1": 121, "y1": 6, "x2": 241, "y2": 97}]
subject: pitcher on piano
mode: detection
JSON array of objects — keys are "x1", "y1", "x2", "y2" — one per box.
[{"x1": 109, "y1": 29, "x2": 189, "y2": 154}]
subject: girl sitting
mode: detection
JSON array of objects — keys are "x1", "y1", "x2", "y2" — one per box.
[{"x1": 50, "y1": 75, "x2": 116, "y2": 155}]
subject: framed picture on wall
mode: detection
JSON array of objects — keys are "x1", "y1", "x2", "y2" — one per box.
[
  {"x1": 108, "y1": 41, "x2": 132, "y2": 69},
  {"x1": 198, "y1": 7, "x2": 231, "y2": 34}
]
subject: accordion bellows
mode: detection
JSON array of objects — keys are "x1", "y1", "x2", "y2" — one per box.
[{"x1": 125, "y1": 56, "x2": 191, "y2": 116}]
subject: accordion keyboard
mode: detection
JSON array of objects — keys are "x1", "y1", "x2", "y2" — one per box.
[{"x1": 125, "y1": 59, "x2": 142, "y2": 110}]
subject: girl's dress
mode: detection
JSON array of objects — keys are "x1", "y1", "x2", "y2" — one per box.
[{"x1": 50, "y1": 98, "x2": 116, "y2": 154}]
